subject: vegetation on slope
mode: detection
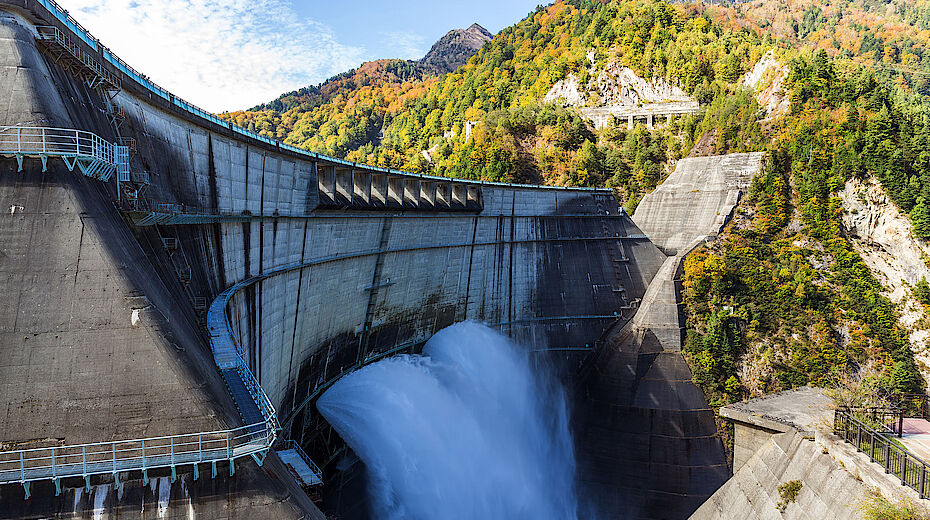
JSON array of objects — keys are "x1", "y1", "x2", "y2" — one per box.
[
  {"x1": 224, "y1": 0, "x2": 771, "y2": 203},
  {"x1": 683, "y1": 51, "x2": 928, "y2": 408}
]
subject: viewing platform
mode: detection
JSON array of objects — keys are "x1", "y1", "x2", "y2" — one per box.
[
  {"x1": 0, "y1": 126, "x2": 128, "y2": 181},
  {"x1": 693, "y1": 388, "x2": 930, "y2": 519}
]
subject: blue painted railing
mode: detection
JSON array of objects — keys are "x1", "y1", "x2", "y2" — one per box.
[
  {"x1": 0, "y1": 126, "x2": 127, "y2": 181},
  {"x1": 29, "y1": 0, "x2": 609, "y2": 193}
]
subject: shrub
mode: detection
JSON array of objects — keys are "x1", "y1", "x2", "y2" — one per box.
[
  {"x1": 861, "y1": 494, "x2": 929, "y2": 520},
  {"x1": 777, "y1": 480, "x2": 802, "y2": 512}
]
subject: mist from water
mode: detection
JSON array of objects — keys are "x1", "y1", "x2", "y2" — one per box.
[{"x1": 316, "y1": 321, "x2": 578, "y2": 520}]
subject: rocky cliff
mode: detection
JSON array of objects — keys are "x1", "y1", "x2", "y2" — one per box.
[
  {"x1": 840, "y1": 176, "x2": 930, "y2": 377},
  {"x1": 418, "y1": 23, "x2": 493, "y2": 74}
]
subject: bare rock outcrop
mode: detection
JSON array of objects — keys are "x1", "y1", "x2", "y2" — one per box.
[
  {"x1": 740, "y1": 50, "x2": 789, "y2": 118},
  {"x1": 840, "y1": 176, "x2": 930, "y2": 368},
  {"x1": 545, "y1": 61, "x2": 692, "y2": 108},
  {"x1": 418, "y1": 23, "x2": 492, "y2": 75}
]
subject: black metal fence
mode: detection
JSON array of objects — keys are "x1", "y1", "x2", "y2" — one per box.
[
  {"x1": 890, "y1": 393, "x2": 930, "y2": 422},
  {"x1": 834, "y1": 408, "x2": 930, "y2": 499}
]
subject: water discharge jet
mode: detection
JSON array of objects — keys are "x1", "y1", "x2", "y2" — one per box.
[{"x1": 317, "y1": 321, "x2": 578, "y2": 520}]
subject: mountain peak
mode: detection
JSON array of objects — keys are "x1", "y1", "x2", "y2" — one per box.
[{"x1": 418, "y1": 23, "x2": 493, "y2": 74}]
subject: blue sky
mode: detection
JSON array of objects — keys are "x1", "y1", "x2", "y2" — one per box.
[
  {"x1": 59, "y1": 0, "x2": 542, "y2": 112},
  {"x1": 296, "y1": 1, "x2": 543, "y2": 59}
]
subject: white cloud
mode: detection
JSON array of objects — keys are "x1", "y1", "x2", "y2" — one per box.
[
  {"x1": 62, "y1": 0, "x2": 365, "y2": 112},
  {"x1": 380, "y1": 30, "x2": 428, "y2": 60}
]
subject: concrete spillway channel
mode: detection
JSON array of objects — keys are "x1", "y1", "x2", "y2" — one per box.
[
  {"x1": 0, "y1": 1, "x2": 687, "y2": 518},
  {"x1": 574, "y1": 152, "x2": 764, "y2": 518}
]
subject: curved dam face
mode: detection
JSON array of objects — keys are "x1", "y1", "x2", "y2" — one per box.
[{"x1": 0, "y1": 2, "x2": 682, "y2": 518}]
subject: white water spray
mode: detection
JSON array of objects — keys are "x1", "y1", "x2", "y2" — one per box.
[{"x1": 317, "y1": 321, "x2": 578, "y2": 519}]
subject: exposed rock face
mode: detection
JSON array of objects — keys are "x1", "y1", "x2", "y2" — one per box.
[
  {"x1": 545, "y1": 73, "x2": 586, "y2": 106},
  {"x1": 544, "y1": 58, "x2": 693, "y2": 108},
  {"x1": 544, "y1": 54, "x2": 697, "y2": 129},
  {"x1": 840, "y1": 176, "x2": 930, "y2": 374},
  {"x1": 418, "y1": 23, "x2": 493, "y2": 74},
  {"x1": 740, "y1": 50, "x2": 789, "y2": 118}
]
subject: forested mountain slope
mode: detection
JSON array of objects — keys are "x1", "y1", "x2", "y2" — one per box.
[{"x1": 223, "y1": 0, "x2": 930, "y2": 430}]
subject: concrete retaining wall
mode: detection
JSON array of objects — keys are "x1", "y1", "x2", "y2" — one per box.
[
  {"x1": 693, "y1": 389, "x2": 930, "y2": 520},
  {"x1": 693, "y1": 429, "x2": 869, "y2": 520},
  {"x1": 572, "y1": 152, "x2": 765, "y2": 519}
]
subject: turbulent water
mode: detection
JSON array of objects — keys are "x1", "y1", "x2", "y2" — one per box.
[{"x1": 316, "y1": 321, "x2": 578, "y2": 520}]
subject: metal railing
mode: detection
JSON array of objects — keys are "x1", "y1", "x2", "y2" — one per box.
[
  {"x1": 0, "y1": 126, "x2": 115, "y2": 162},
  {"x1": 35, "y1": 25, "x2": 119, "y2": 90},
  {"x1": 28, "y1": 0, "x2": 613, "y2": 194},
  {"x1": 888, "y1": 394, "x2": 930, "y2": 422},
  {"x1": 0, "y1": 126, "x2": 125, "y2": 181},
  {"x1": 35, "y1": 0, "x2": 98, "y2": 50},
  {"x1": 0, "y1": 165, "x2": 282, "y2": 495},
  {"x1": 835, "y1": 408, "x2": 930, "y2": 499},
  {"x1": 116, "y1": 198, "x2": 255, "y2": 225},
  {"x1": 0, "y1": 421, "x2": 273, "y2": 495},
  {"x1": 279, "y1": 440, "x2": 322, "y2": 485},
  {"x1": 0, "y1": 334, "x2": 278, "y2": 496},
  {"x1": 232, "y1": 348, "x2": 279, "y2": 430}
]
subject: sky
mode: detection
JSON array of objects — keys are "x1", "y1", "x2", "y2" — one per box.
[{"x1": 59, "y1": 0, "x2": 543, "y2": 113}]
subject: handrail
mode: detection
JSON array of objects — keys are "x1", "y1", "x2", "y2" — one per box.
[
  {"x1": 0, "y1": 126, "x2": 115, "y2": 163},
  {"x1": 0, "y1": 125, "x2": 127, "y2": 181},
  {"x1": 886, "y1": 394, "x2": 930, "y2": 422},
  {"x1": 35, "y1": 25, "x2": 119, "y2": 90},
  {"x1": 0, "y1": 129, "x2": 281, "y2": 487},
  {"x1": 25, "y1": 0, "x2": 611, "y2": 193},
  {"x1": 0, "y1": 421, "x2": 273, "y2": 487},
  {"x1": 280, "y1": 440, "x2": 322, "y2": 483},
  {"x1": 35, "y1": 0, "x2": 97, "y2": 50},
  {"x1": 834, "y1": 408, "x2": 930, "y2": 499}
]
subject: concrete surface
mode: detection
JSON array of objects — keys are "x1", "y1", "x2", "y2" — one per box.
[
  {"x1": 693, "y1": 388, "x2": 930, "y2": 520},
  {"x1": 691, "y1": 428, "x2": 869, "y2": 520},
  {"x1": 580, "y1": 101, "x2": 699, "y2": 130},
  {"x1": 574, "y1": 153, "x2": 764, "y2": 519},
  {"x1": 634, "y1": 152, "x2": 764, "y2": 255},
  {"x1": 0, "y1": 8, "x2": 323, "y2": 518},
  {"x1": 898, "y1": 418, "x2": 930, "y2": 461},
  {"x1": 719, "y1": 387, "x2": 832, "y2": 471},
  {"x1": 0, "y1": 3, "x2": 670, "y2": 518}
]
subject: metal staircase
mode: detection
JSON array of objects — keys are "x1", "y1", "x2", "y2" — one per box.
[{"x1": 35, "y1": 25, "x2": 120, "y2": 92}]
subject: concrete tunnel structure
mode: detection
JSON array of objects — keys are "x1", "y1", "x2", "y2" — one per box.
[{"x1": 0, "y1": 1, "x2": 758, "y2": 518}]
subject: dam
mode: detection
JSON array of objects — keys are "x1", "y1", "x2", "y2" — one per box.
[{"x1": 0, "y1": 1, "x2": 761, "y2": 518}]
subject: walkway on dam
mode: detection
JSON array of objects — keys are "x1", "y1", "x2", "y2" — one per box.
[{"x1": 0, "y1": 1, "x2": 672, "y2": 516}]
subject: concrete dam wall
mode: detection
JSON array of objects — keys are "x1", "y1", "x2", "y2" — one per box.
[
  {"x1": 574, "y1": 152, "x2": 764, "y2": 519},
  {"x1": 0, "y1": 1, "x2": 673, "y2": 517}
]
